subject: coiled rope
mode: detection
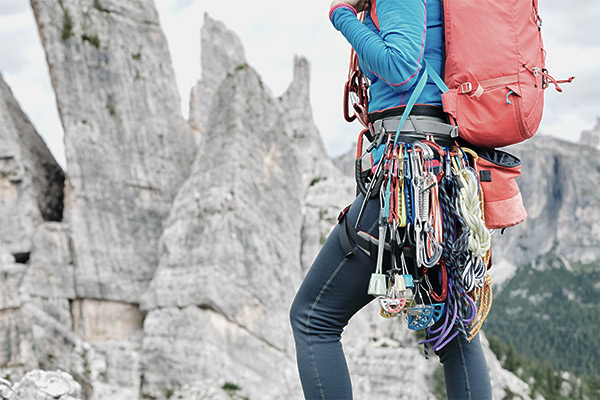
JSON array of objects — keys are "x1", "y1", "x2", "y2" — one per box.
[{"x1": 456, "y1": 167, "x2": 491, "y2": 258}]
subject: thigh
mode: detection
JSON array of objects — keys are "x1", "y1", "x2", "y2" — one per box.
[{"x1": 292, "y1": 193, "x2": 381, "y2": 332}]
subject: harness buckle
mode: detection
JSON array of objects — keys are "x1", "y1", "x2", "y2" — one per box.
[{"x1": 450, "y1": 126, "x2": 459, "y2": 138}]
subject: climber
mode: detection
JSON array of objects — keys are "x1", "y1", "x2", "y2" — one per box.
[{"x1": 289, "y1": 0, "x2": 493, "y2": 399}]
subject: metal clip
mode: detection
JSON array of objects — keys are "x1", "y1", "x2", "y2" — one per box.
[{"x1": 450, "y1": 126, "x2": 459, "y2": 138}]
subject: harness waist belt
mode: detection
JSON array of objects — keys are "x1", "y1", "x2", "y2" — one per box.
[{"x1": 373, "y1": 115, "x2": 458, "y2": 138}]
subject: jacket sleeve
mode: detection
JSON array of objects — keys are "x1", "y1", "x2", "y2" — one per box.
[{"x1": 330, "y1": 0, "x2": 427, "y2": 92}]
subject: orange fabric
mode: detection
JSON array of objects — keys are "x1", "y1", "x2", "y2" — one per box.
[
  {"x1": 370, "y1": 0, "x2": 379, "y2": 30},
  {"x1": 476, "y1": 157, "x2": 527, "y2": 229}
]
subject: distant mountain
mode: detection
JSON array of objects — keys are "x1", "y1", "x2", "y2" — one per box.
[
  {"x1": 483, "y1": 135, "x2": 600, "y2": 398},
  {"x1": 578, "y1": 117, "x2": 600, "y2": 149}
]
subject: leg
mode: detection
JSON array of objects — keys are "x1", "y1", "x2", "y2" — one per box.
[
  {"x1": 438, "y1": 333, "x2": 493, "y2": 400},
  {"x1": 290, "y1": 194, "x2": 379, "y2": 400}
]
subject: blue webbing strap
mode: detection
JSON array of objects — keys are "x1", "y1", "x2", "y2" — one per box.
[
  {"x1": 392, "y1": 60, "x2": 448, "y2": 145},
  {"x1": 392, "y1": 68, "x2": 428, "y2": 145},
  {"x1": 426, "y1": 60, "x2": 449, "y2": 93}
]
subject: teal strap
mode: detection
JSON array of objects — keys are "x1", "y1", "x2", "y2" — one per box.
[
  {"x1": 425, "y1": 60, "x2": 449, "y2": 93},
  {"x1": 393, "y1": 67, "x2": 428, "y2": 145},
  {"x1": 392, "y1": 60, "x2": 447, "y2": 145}
]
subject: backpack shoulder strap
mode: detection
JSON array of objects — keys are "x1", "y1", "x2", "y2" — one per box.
[
  {"x1": 425, "y1": 61, "x2": 449, "y2": 93},
  {"x1": 392, "y1": 60, "x2": 441, "y2": 145}
]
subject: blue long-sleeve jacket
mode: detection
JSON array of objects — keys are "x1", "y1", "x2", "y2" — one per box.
[{"x1": 330, "y1": 0, "x2": 443, "y2": 114}]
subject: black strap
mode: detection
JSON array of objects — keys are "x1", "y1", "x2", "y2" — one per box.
[
  {"x1": 339, "y1": 214, "x2": 373, "y2": 260},
  {"x1": 338, "y1": 211, "x2": 382, "y2": 261},
  {"x1": 367, "y1": 104, "x2": 446, "y2": 124},
  {"x1": 338, "y1": 217, "x2": 355, "y2": 258},
  {"x1": 339, "y1": 209, "x2": 414, "y2": 262}
]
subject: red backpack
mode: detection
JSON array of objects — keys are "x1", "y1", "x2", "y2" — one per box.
[
  {"x1": 439, "y1": 0, "x2": 573, "y2": 148},
  {"x1": 346, "y1": 0, "x2": 573, "y2": 149}
]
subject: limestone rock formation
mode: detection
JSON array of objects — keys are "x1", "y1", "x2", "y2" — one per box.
[
  {"x1": 188, "y1": 14, "x2": 246, "y2": 142},
  {"x1": 30, "y1": 0, "x2": 195, "y2": 302},
  {"x1": 140, "y1": 62, "x2": 306, "y2": 399},
  {"x1": 0, "y1": 369, "x2": 83, "y2": 400},
  {"x1": 0, "y1": 73, "x2": 63, "y2": 260},
  {"x1": 0, "y1": 71, "x2": 80, "y2": 395}
]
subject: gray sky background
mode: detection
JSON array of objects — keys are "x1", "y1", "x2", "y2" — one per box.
[{"x1": 1, "y1": 0, "x2": 599, "y2": 168}]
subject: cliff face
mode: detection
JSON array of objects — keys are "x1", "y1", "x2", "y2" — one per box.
[
  {"x1": 30, "y1": 0, "x2": 195, "y2": 303},
  {"x1": 0, "y1": 3, "x2": 546, "y2": 400},
  {"x1": 491, "y1": 137, "x2": 600, "y2": 278},
  {"x1": 0, "y1": 73, "x2": 64, "y2": 259}
]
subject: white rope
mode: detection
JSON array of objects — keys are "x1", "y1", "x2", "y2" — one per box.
[
  {"x1": 456, "y1": 168, "x2": 491, "y2": 258},
  {"x1": 461, "y1": 256, "x2": 487, "y2": 292}
]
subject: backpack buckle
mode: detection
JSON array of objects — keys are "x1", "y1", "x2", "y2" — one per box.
[{"x1": 459, "y1": 82, "x2": 473, "y2": 94}]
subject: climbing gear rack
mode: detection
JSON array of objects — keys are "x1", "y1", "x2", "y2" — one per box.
[{"x1": 342, "y1": 114, "x2": 494, "y2": 354}]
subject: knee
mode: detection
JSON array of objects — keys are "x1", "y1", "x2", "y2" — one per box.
[
  {"x1": 290, "y1": 295, "x2": 345, "y2": 342},
  {"x1": 289, "y1": 294, "x2": 307, "y2": 335}
]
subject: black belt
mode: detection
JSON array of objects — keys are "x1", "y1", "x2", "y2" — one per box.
[{"x1": 368, "y1": 104, "x2": 446, "y2": 124}]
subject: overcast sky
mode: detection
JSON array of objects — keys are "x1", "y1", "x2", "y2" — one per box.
[{"x1": 1, "y1": 0, "x2": 599, "y2": 169}]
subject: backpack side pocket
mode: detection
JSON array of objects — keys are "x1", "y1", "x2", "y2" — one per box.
[{"x1": 475, "y1": 149, "x2": 527, "y2": 229}]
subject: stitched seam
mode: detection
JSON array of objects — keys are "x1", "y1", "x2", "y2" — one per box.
[
  {"x1": 305, "y1": 256, "x2": 351, "y2": 400},
  {"x1": 457, "y1": 337, "x2": 472, "y2": 400},
  {"x1": 364, "y1": 61, "x2": 421, "y2": 88},
  {"x1": 364, "y1": 0, "x2": 428, "y2": 88}
]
